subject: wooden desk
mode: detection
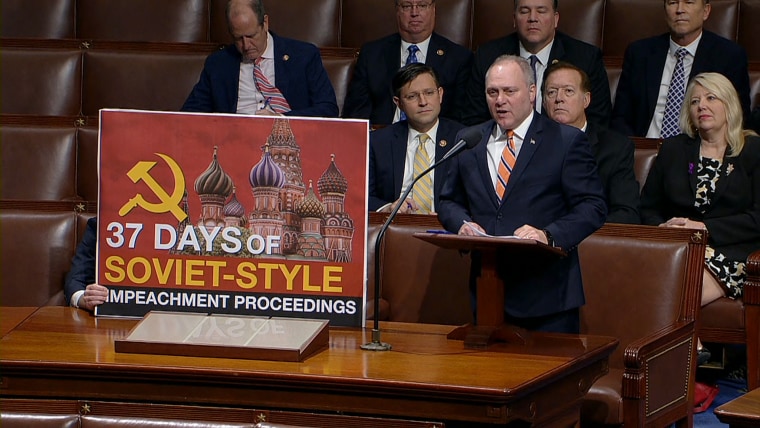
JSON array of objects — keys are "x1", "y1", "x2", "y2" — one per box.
[
  {"x1": 0, "y1": 306, "x2": 37, "y2": 338},
  {"x1": 0, "y1": 307, "x2": 617, "y2": 427},
  {"x1": 715, "y1": 387, "x2": 760, "y2": 428}
]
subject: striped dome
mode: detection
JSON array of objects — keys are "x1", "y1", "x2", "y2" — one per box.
[
  {"x1": 194, "y1": 146, "x2": 234, "y2": 197},
  {"x1": 249, "y1": 144, "x2": 286, "y2": 188},
  {"x1": 317, "y1": 154, "x2": 348, "y2": 195}
]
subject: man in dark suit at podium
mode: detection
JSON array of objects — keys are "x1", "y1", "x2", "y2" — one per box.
[
  {"x1": 438, "y1": 55, "x2": 607, "y2": 333},
  {"x1": 342, "y1": 0, "x2": 472, "y2": 125},
  {"x1": 368, "y1": 63, "x2": 464, "y2": 213}
]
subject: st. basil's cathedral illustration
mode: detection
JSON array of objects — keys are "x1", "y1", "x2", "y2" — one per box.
[{"x1": 176, "y1": 118, "x2": 355, "y2": 262}]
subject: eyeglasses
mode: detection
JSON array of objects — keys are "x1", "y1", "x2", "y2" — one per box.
[
  {"x1": 402, "y1": 88, "x2": 438, "y2": 102},
  {"x1": 397, "y1": 2, "x2": 434, "y2": 13}
]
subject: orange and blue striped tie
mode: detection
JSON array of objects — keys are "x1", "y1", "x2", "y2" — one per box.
[
  {"x1": 253, "y1": 57, "x2": 291, "y2": 114},
  {"x1": 495, "y1": 130, "x2": 515, "y2": 200}
]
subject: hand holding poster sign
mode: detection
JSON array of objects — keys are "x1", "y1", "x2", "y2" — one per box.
[{"x1": 96, "y1": 110, "x2": 369, "y2": 327}]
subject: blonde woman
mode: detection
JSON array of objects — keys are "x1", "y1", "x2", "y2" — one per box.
[{"x1": 641, "y1": 72, "x2": 760, "y2": 363}]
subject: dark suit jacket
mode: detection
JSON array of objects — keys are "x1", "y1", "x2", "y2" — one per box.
[
  {"x1": 751, "y1": 107, "x2": 760, "y2": 135},
  {"x1": 438, "y1": 114, "x2": 607, "y2": 319},
  {"x1": 640, "y1": 134, "x2": 760, "y2": 263},
  {"x1": 64, "y1": 217, "x2": 97, "y2": 305},
  {"x1": 368, "y1": 118, "x2": 465, "y2": 211},
  {"x1": 182, "y1": 34, "x2": 338, "y2": 117},
  {"x1": 586, "y1": 122, "x2": 641, "y2": 224},
  {"x1": 459, "y1": 32, "x2": 611, "y2": 127},
  {"x1": 342, "y1": 32, "x2": 473, "y2": 125},
  {"x1": 611, "y1": 31, "x2": 751, "y2": 137}
]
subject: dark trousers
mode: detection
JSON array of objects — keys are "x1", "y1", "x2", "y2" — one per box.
[{"x1": 503, "y1": 307, "x2": 580, "y2": 334}]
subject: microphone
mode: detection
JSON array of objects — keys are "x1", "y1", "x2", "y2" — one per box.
[{"x1": 361, "y1": 126, "x2": 482, "y2": 351}]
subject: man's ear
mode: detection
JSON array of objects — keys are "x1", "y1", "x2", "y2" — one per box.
[
  {"x1": 393, "y1": 96, "x2": 401, "y2": 109},
  {"x1": 583, "y1": 92, "x2": 591, "y2": 109}
]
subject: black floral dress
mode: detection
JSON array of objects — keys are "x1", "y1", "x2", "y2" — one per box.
[{"x1": 695, "y1": 156, "x2": 746, "y2": 298}]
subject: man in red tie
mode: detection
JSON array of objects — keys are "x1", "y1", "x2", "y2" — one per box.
[
  {"x1": 182, "y1": 0, "x2": 338, "y2": 118},
  {"x1": 437, "y1": 54, "x2": 606, "y2": 333}
]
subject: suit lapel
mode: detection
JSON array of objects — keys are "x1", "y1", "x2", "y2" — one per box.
[
  {"x1": 687, "y1": 137, "x2": 700, "y2": 193},
  {"x1": 391, "y1": 122, "x2": 408, "y2": 197},
  {"x1": 501, "y1": 114, "x2": 541, "y2": 204},
  {"x1": 691, "y1": 31, "x2": 714, "y2": 78},
  {"x1": 646, "y1": 35, "x2": 671, "y2": 119},
  {"x1": 426, "y1": 33, "x2": 445, "y2": 69},
  {"x1": 475, "y1": 122, "x2": 500, "y2": 207},
  {"x1": 271, "y1": 35, "x2": 290, "y2": 96},
  {"x1": 433, "y1": 119, "x2": 452, "y2": 200}
]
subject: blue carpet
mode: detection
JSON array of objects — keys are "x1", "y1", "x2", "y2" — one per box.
[{"x1": 694, "y1": 377, "x2": 747, "y2": 427}]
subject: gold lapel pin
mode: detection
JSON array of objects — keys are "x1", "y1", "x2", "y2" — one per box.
[
  {"x1": 726, "y1": 163, "x2": 734, "y2": 175},
  {"x1": 283, "y1": 54, "x2": 290, "y2": 61},
  {"x1": 439, "y1": 139, "x2": 447, "y2": 147},
  {"x1": 437, "y1": 49, "x2": 444, "y2": 56},
  {"x1": 530, "y1": 139, "x2": 536, "y2": 144},
  {"x1": 551, "y1": 59, "x2": 558, "y2": 64}
]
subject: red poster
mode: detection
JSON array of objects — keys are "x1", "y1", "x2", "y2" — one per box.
[{"x1": 96, "y1": 110, "x2": 369, "y2": 327}]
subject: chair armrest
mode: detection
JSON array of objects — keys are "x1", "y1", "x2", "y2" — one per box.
[
  {"x1": 622, "y1": 320, "x2": 695, "y2": 401},
  {"x1": 744, "y1": 249, "x2": 760, "y2": 306}
]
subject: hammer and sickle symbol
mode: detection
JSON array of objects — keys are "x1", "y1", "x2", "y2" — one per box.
[{"x1": 118, "y1": 153, "x2": 188, "y2": 222}]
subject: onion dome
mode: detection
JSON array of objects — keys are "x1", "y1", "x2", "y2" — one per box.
[
  {"x1": 194, "y1": 146, "x2": 234, "y2": 197},
  {"x1": 317, "y1": 154, "x2": 348, "y2": 195},
  {"x1": 249, "y1": 144, "x2": 286, "y2": 188},
  {"x1": 224, "y1": 187, "x2": 245, "y2": 218},
  {"x1": 295, "y1": 180, "x2": 326, "y2": 218},
  {"x1": 266, "y1": 118, "x2": 298, "y2": 148}
]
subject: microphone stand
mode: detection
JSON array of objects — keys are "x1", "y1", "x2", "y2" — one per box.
[{"x1": 361, "y1": 140, "x2": 470, "y2": 351}]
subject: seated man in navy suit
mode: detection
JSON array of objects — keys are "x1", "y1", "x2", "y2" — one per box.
[
  {"x1": 65, "y1": 217, "x2": 108, "y2": 312},
  {"x1": 543, "y1": 61, "x2": 640, "y2": 224},
  {"x1": 438, "y1": 55, "x2": 607, "y2": 333},
  {"x1": 368, "y1": 63, "x2": 464, "y2": 214},
  {"x1": 459, "y1": 0, "x2": 611, "y2": 127},
  {"x1": 611, "y1": 0, "x2": 750, "y2": 137},
  {"x1": 342, "y1": 0, "x2": 472, "y2": 125},
  {"x1": 182, "y1": 0, "x2": 338, "y2": 117}
]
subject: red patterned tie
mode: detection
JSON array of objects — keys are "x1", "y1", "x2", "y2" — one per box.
[
  {"x1": 253, "y1": 57, "x2": 291, "y2": 114},
  {"x1": 495, "y1": 130, "x2": 516, "y2": 200}
]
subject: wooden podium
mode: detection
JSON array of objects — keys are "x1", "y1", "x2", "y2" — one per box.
[{"x1": 414, "y1": 232, "x2": 566, "y2": 348}]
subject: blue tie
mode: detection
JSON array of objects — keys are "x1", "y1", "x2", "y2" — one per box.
[
  {"x1": 400, "y1": 45, "x2": 421, "y2": 121},
  {"x1": 406, "y1": 44, "x2": 420, "y2": 65},
  {"x1": 661, "y1": 48, "x2": 688, "y2": 138}
]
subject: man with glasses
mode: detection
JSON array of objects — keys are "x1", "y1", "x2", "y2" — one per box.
[
  {"x1": 459, "y1": 0, "x2": 610, "y2": 128},
  {"x1": 182, "y1": 0, "x2": 338, "y2": 117},
  {"x1": 368, "y1": 63, "x2": 464, "y2": 214},
  {"x1": 343, "y1": 0, "x2": 472, "y2": 126},
  {"x1": 611, "y1": 0, "x2": 750, "y2": 137}
]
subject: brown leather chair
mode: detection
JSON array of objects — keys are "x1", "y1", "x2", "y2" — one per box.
[
  {"x1": 739, "y1": 0, "x2": 760, "y2": 61},
  {"x1": 77, "y1": 0, "x2": 209, "y2": 43},
  {"x1": 471, "y1": 0, "x2": 604, "y2": 51},
  {"x1": 81, "y1": 46, "x2": 213, "y2": 116},
  {"x1": 367, "y1": 213, "x2": 473, "y2": 325},
  {"x1": 76, "y1": 126, "x2": 100, "y2": 203},
  {"x1": 0, "y1": 399, "x2": 79, "y2": 428},
  {"x1": 1, "y1": 125, "x2": 78, "y2": 201},
  {"x1": 0, "y1": 48, "x2": 82, "y2": 116},
  {"x1": 603, "y1": 0, "x2": 739, "y2": 57},
  {"x1": 341, "y1": 0, "x2": 471, "y2": 49},
  {"x1": 210, "y1": 0, "x2": 342, "y2": 47},
  {"x1": 579, "y1": 224, "x2": 707, "y2": 427},
  {"x1": 0, "y1": 0, "x2": 75, "y2": 39},
  {"x1": 629, "y1": 136, "x2": 760, "y2": 391},
  {"x1": 321, "y1": 48, "x2": 358, "y2": 117},
  {"x1": 749, "y1": 63, "x2": 760, "y2": 110},
  {"x1": 0, "y1": 209, "x2": 77, "y2": 306},
  {"x1": 632, "y1": 137, "x2": 661, "y2": 192}
]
